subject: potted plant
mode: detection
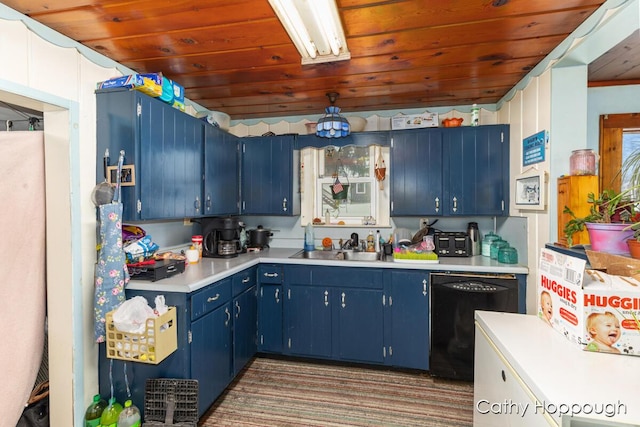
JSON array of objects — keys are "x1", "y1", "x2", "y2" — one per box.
[
  {"x1": 622, "y1": 149, "x2": 640, "y2": 258},
  {"x1": 563, "y1": 188, "x2": 635, "y2": 254},
  {"x1": 626, "y1": 222, "x2": 640, "y2": 259}
]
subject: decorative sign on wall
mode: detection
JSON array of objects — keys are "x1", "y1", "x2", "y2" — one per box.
[{"x1": 522, "y1": 130, "x2": 548, "y2": 166}]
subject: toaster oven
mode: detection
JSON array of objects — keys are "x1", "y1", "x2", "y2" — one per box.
[{"x1": 434, "y1": 232, "x2": 471, "y2": 257}]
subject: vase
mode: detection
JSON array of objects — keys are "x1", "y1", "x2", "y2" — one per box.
[
  {"x1": 586, "y1": 222, "x2": 634, "y2": 255},
  {"x1": 628, "y1": 239, "x2": 640, "y2": 259}
]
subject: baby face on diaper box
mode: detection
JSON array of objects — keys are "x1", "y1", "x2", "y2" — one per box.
[
  {"x1": 537, "y1": 248, "x2": 587, "y2": 346},
  {"x1": 583, "y1": 277, "x2": 640, "y2": 356}
]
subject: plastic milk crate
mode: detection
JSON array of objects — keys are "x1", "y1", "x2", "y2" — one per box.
[{"x1": 105, "y1": 306, "x2": 177, "y2": 364}]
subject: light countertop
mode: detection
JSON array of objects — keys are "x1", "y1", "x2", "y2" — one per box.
[
  {"x1": 126, "y1": 248, "x2": 528, "y2": 293},
  {"x1": 475, "y1": 311, "x2": 640, "y2": 426}
]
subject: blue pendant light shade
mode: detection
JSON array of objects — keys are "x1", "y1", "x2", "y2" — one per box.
[{"x1": 316, "y1": 92, "x2": 350, "y2": 138}]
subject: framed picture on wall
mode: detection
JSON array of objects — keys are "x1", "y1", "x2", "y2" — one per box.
[{"x1": 515, "y1": 169, "x2": 547, "y2": 210}]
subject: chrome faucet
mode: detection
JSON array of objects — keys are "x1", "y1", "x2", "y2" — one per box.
[{"x1": 340, "y1": 232, "x2": 360, "y2": 250}]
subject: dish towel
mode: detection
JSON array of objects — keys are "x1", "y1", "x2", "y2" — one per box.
[{"x1": 93, "y1": 152, "x2": 129, "y2": 342}]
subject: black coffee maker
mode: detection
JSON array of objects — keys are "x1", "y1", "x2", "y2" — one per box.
[{"x1": 202, "y1": 216, "x2": 241, "y2": 258}]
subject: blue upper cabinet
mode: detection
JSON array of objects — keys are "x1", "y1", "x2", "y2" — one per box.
[
  {"x1": 390, "y1": 128, "x2": 443, "y2": 216},
  {"x1": 96, "y1": 89, "x2": 204, "y2": 220},
  {"x1": 241, "y1": 135, "x2": 300, "y2": 215},
  {"x1": 204, "y1": 125, "x2": 239, "y2": 216},
  {"x1": 443, "y1": 124, "x2": 509, "y2": 216},
  {"x1": 390, "y1": 125, "x2": 509, "y2": 217}
]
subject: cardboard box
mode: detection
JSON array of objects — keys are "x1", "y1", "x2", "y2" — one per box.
[
  {"x1": 391, "y1": 113, "x2": 439, "y2": 130},
  {"x1": 537, "y1": 248, "x2": 640, "y2": 356},
  {"x1": 97, "y1": 74, "x2": 145, "y2": 90},
  {"x1": 97, "y1": 73, "x2": 163, "y2": 98},
  {"x1": 137, "y1": 73, "x2": 163, "y2": 97},
  {"x1": 171, "y1": 80, "x2": 185, "y2": 103}
]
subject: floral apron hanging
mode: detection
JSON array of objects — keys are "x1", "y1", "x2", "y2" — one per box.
[{"x1": 94, "y1": 151, "x2": 129, "y2": 343}]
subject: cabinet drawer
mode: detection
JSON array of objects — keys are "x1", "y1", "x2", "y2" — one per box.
[
  {"x1": 284, "y1": 264, "x2": 311, "y2": 285},
  {"x1": 232, "y1": 267, "x2": 256, "y2": 296},
  {"x1": 258, "y1": 264, "x2": 283, "y2": 283},
  {"x1": 191, "y1": 278, "x2": 231, "y2": 320},
  {"x1": 313, "y1": 266, "x2": 383, "y2": 289}
]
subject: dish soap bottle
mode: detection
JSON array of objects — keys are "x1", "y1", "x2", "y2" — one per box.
[
  {"x1": 366, "y1": 230, "x2": 375, "y2": 252},
  {"x1": 304, "y1": 222, "x2": 315, "y2": 251}
]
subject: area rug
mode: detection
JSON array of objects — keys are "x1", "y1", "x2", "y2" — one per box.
[{"x1": 199, "y1": 357, "x2": 474, "y2": 427}]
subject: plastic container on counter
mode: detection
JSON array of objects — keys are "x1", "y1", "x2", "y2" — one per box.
[{"x1": 570, "y1": 149, "x2": 597, "y2": 175}]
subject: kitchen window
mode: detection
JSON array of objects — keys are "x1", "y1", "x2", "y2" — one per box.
[{"x1": 300, "y1": 146, "x2": 390, "y2": 227}]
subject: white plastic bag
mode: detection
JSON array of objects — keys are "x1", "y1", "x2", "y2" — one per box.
[{"x1": 112, "y1": 296, "x2": 156, "y2": 334}]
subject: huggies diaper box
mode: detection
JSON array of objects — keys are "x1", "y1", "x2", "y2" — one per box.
[{"x1": 537, "y1": 248, "x2": 640, "y2": 356}]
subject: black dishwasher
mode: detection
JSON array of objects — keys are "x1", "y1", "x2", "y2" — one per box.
[{"x1": 429, "y1": 272, "x2": 519, "y2": 381}]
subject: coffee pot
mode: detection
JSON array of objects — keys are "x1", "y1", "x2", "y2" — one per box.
[{"x1": 467, "y1": 222, "x2": 481, "y2": 256}]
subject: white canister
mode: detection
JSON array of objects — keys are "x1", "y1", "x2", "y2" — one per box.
[{"x1": 185, "y1": 248, "x2": 199, "y2": 264}]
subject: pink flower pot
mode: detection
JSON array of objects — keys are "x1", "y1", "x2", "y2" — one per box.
[{"x1": 586, "y1": 222, "x2": 634, "y2": 255}]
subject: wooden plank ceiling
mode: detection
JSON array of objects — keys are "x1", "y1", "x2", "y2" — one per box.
[{"x1": 4, "y1": 0, "x2": 623, "y2": 120}]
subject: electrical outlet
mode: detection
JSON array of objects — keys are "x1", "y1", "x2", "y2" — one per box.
[{"x1": 419, "y1": 218, "x2": 429, "y2": 228}]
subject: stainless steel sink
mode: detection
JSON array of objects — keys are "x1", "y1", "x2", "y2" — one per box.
[{"x1": 289, "y1": 249, "x2": 380, "y2": 262}]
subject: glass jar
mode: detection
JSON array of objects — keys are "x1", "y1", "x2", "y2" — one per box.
[
  {"x1": 498, "y1": 246, "x2": 518, "y2": 264},
  {"x1": 490, "y1": 239, "x2": 509, "y2": 260},
  {"x1": 482, "y1": 232, "x2": 500, "y2": 257},
  {"x1": 570, "y1": 149, "x2": 597, "y2": 175}
]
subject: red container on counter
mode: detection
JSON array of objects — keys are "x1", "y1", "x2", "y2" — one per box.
[
  {"x1": 191, "y1": 235, "x2": 203, "y2": 259},
  {"x1": 570, "y1": 149, "x2": 597, "y2": 175}
]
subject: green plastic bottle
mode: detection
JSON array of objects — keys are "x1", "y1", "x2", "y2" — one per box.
[
  {"x1": 84, "y1": 394, "x2": 107, "y2": 427},
  {"x1": 99, "y1": 397, "x2": 123, "y2": 427},
  {"x1": 118, "y1": 399, "x2": 142, "y2": 427}
]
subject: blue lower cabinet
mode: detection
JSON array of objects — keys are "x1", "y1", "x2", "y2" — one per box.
[
  {"x1": 191, "y1": 302, "x2": 233, "y2": 415},
  {"x1": 257, "y1": 264, "x2": 284, "y2": 353},
  {"x1": 285, "y1": 285, "x2": 333, "y2": 358},
  {"x1": 282, "y1": 265, "x2": 385, "y2": 364},
  {"x1": 335, "y1": 288, "x2": 384, "y2": 364},
  {"x1": 387, "y1": 270, "x2": 430, "y2": 370},
  {"x1": 258, "y1": 284, "x2": 283, "y2": 353},
  {"x1": 233, "y1": 285, "x2": 257, "y2": 375},
  {"x1": 98, "y1": 267, "x2": 259, "y2": 419}
]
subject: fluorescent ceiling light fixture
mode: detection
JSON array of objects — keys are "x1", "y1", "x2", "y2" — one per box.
[{"x1": 269, "y1": 0, "x2": 351, "y2": 65}]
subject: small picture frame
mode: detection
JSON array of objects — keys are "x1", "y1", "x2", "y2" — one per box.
[
  {"x1": 107, "y1": 164, "x2": 136, "y2": 186},
  {"x1": 515, "y1": 170, "x2": 547, "y2": 210}
]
